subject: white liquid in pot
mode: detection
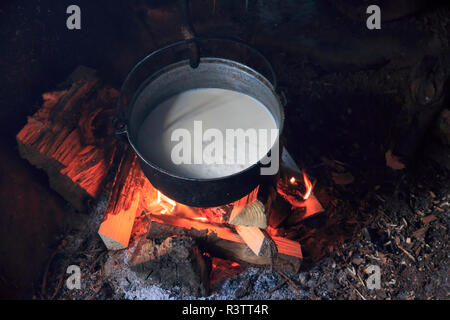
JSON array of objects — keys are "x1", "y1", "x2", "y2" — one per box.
[{"x1": 136, "y1": 88, "x2": 278, "y2": 179}]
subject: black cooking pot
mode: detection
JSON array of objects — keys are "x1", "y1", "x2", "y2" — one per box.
[{"x1": 116, "y1": 38, "x2": 285, "y2": 207}]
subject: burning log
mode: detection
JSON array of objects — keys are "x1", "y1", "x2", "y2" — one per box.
[
  {"x1": 98, "y1": 150, "x2": 143, "y2": 250},
  {"x1": 276, "y1": 148, "x2": 325, "y2": 222},
  {"x1": 147, "y1": 217, "x2": 302, "y2": 273},
  {"x1": 16, "y1": 66, "x2": 117, "y2": 211}
]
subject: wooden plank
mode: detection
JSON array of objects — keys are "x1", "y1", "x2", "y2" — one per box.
[{"x1": 271, "y1": 235, "x2": 302, "y2": 259}]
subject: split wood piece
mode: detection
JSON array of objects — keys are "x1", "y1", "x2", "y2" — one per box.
[
  {"x1": 234, "y1": 225, "x2": 271, "y2": 257},
  {"x1": 98, "y1": 150, "x2": 143, "y2": 250},
  {"x1": 16, "y1": 66, "x2": 118, "y2": 211},
  {"x1": 228, "y1": 199, "x2": 268, "y2": 229},
  {"x1": 147, "y1": 215, "x2": 302, "y2": 273},
  {"x1": 98, "y1": 146, "x2": 180, "y2": 251}
]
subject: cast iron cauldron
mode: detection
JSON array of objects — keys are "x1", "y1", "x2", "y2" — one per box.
[{"x1": 116, "y1": 38, "x2": 285, "y2": 207}]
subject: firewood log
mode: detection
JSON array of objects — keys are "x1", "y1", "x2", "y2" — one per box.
[
  {"x1": 228, "y1": 200, "x2": 268, "y2": 229},
  {"x1": 234, "y1": 225, "x2": 271, "y2": 257},
  {"x1": 16, "y1": 66, "x2": 117, "y2": 211},
  {"x1": 98, "y1": 149, "x2": 143, "y2": 250},
  {"x1": 147, "y1": 217, "x2": 302, "y2": 273}
]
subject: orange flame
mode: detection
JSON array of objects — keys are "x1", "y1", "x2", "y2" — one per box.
[
  {"x1": 290, "y1": 177, "x2": 296, "y2": 184},
  {"x1": 155, "y1": 191, "x2": 176, "y2": 214},
  {"x1": 302, "y1": 170, "x2": 314, "y2": 200}
]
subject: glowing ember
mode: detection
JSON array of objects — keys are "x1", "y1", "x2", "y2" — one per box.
[
  {"x1": 290, "y1": 177, "x2": 296, "y2": 184},
  {"x1": 302, "y1": 170, "x2": 314, "y2": 200},
  {"x1": 231, "y1": 262, "x2": 240, "y2": 267},
  {"x1": 194, "y1": 217, "x2": 208, "y2": 222}
]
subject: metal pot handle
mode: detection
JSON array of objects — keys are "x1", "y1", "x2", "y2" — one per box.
[
  {"x1": 178, "y1": 0, "x2": 200, "y2": 68},
  {"x1": 177, "y1": 0, "x2": 281, "y2": 100}
]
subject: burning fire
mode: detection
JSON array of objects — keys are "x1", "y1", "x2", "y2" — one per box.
[
  {"x1": 302, "y1": 171, "x2": 313, "y2": 200},
  {"x1": 153, "y1": 191, "x2": 213, "y2": 223},
  {"x1": 289, "y1": 170, "x2": 314, "y2": 200},
  {"x1": 156, "y1": 191, "x2": 177, "y2": 214}
]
